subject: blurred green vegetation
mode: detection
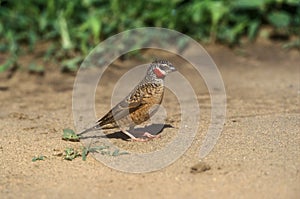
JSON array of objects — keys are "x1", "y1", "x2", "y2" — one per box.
[{"x1": 0, "y1": 0, "x2": 299, "y2": 72}]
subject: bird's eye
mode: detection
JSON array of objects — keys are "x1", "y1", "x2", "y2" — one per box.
[{"x1": 160, "y1": 64, "x2": 169, "y2": 70}]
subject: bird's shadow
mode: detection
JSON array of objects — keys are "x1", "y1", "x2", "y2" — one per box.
[{"x1": 79, "y1": 123, "x2": 173, "y2": 141}]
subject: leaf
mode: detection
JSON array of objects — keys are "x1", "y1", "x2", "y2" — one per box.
[
  {"x1": 0, "y1": 55, "x2": 18, "y2": 72},
  {"x1": 43, "y1": 44, "x2": 56, "y2": 61},
  {"x1": 28, "y1": 63, "x2": 45, "y2": 75},
  {"x1": 64, "y1": 147, "x2": 81, "y2": 161},
  {"x1": 58, "y1": 11, "x2": 73, "y2": 50},
  {"x1": 267, "y1": 11, "x2": 291, "y2": 28},
  {"x1": 81, "y1": 145, "x2": 111, "y2": 160},
  {"x1": 231, "y1": 0, "x2": 268, "y2": 10},
  {"x1": 81, "y1": 147, "x2": 89, "y2": 161},
  {"x1": 62, "y1": 128, "x2": 80, "y2": 142},
  {"x1": 101, "y1": 151, "x2": 110, "y2": 155},
  {"x1": 61, "y1": 57, "x2": 83, "y2": 72},
  {"x1": 118, "y1": 151, "x2": 130, "y2": 155},
  {"x1": 89, "y1": 145, "x2": 110, "y2": 152},
  {"x1": 111, "y1": 149, "x2": 129, "y2": 156},
  {"x1": 28, "y1": 30, "x2": 37, "y2": 51},
  {"x1": 285, "y1": 0, "x2": 300, "y2": 6},
  {"x1": 63, "y1": 128, "x2": 75, "y2": 134},
  {"x1": 89, "y1": 15, "x2": 101, "y2": 43},
  {"x1": 191, "y1": 2, "x2": 204, "y2": 23},
  {"x1": 218, "y1": 21, "x2": 247, "y2": 44},
  {"x1": 208, "y1": 1, "x2": 228, "y2": 26},
  {"x1": 248, "y1": 20, "x2": 261, "y2": 41},
  {"x1": 6, "y1": 31, "x2": 18, "y2": 53},
  {"x1": 32, "y1": 155, "x2": 46, "y2": 162},
  {"x1": 112, "y1": 149, "x2": 120, "y2": 156}
]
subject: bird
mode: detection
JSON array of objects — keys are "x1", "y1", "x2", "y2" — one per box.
[{"x1": 77, "y1": 59, "x2": 176, "y2": 141}]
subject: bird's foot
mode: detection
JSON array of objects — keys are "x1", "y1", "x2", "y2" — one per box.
[
  {"x1": 121, "y1": 129, "x2": 160, "y2": 142},
  {"x1": 142, "y1": 132, "x2": 160, "y2": 139},
  {"x1": 129, "y1": 133, "x2": 160, "y2": 142},
  {"x1": 130, "y1": 137, "x2": 149, "y2": 142}
]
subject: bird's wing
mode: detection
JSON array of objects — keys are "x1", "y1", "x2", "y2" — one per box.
[{"x1": 97, "y1": 85, "x2": 145, "y2": 127}]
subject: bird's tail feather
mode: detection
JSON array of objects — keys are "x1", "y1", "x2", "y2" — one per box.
[
  {"x1": 76, "y1": 124, "x2": 99, "y2": 136},
  {"x1": 76, "y1": 123, "x2": 118, "y2": 136}
]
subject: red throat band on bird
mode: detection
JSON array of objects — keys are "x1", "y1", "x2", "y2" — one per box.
[{"x1": 153, "y1": 67, "x2": 166, "y2": 78}]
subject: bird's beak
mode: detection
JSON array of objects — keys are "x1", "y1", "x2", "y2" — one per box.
[{"x1": 170, "y1": 65, "x2": 177, "y2": 72}]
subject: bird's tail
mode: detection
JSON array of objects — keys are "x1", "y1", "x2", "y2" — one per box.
[
  {"x1": 76, "y1": 122, "x2": 118, "y2": 136},
  {"x1": 76, "y1": 124, "x2": 100, "y2": 136}
]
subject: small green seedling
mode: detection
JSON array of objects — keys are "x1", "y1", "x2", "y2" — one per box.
[
  {"x1": 64, "y1": 147, "x2": 81, "y2": 161},
  {"x1": 62, "y1": 128, "x2": 80, "y2": 142},
  {"x1": 61, "y1": 57, "x2": 83, "y2": 72},
  {"x1": 0, "y1": 54, "x2": 18, "y2": 73},
  {"x1": 81, "y1": 147, "x2": 89, "y2": 161},
  {"x1": 111, "y1": 149, "x2": 120, "y2": 156},
  {"x1": 32, "y1": 155, "x2": 46, "y2": 162},
  {"x1": 81, "y1": 145, "x2": 129, "y2": 160},
  {"x1": 81, "y1": 145, "x2": 110, "y2": 161},
  {"x1": 28, "y1": 63, "x2": 45, "y2": 75},
  {"x1": 111, "y1": 149, "x2": 129, "y2": 156}
]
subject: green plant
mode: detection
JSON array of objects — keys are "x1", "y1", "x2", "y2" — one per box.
[
  {"x1": 28, "y1": 63, "x2": 45, "y2": 75},
  {"x1": 62, "y1": 128, "x2": 80, "y2": 142},
  {"x1": 81, "y1": 145, "x2": 129, "y2": 161},
  {"x1": 64, "y1": 147, "x2": 81, "y2": 161},
  {"x1": 0, "y1": 0, "x2": 299, "y2": 73},
  {"x1": 81, "y1": 145, "x2": 109, "y2": 161},
  {"x1": 32, "y1": 155, "x2": 46, "y2": 162}
]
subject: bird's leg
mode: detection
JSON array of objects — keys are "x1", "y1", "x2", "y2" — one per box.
[
  {"x1": 120, "y1": 128, "x2": 148, "y2": 142},
  {"x1": 142, "y1": 132, "x2": 161, "y2": 139},
  {"x1": 129, "y1": 126, "x2": 160, "y2": 140}
]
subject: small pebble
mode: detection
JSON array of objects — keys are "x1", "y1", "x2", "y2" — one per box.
[{"x1": 190, "y1": 162, "x2": 211, "y2": 174}]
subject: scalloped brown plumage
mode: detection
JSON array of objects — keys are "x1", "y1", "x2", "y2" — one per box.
[{"x1": 78, "y1": 59, "x2": 176, "y2": 141}]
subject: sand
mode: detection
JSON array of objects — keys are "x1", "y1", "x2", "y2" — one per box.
[{"x1": 0, "y1": 40, "x2": 299, "y2": 199}]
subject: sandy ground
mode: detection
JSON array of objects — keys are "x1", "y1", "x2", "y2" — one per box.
[{"x1": 0, "y1": 40, "x2": 299, "y2": 199}]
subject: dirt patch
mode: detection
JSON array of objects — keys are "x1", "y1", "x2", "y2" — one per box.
[{"x1": 0, "y1": 40, "x2": 299, "y2": 198}]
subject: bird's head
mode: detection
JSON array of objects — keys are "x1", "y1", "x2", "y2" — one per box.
[{"x1": 148, "y1": 59, "x2": 176, "y2": 79}]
